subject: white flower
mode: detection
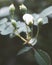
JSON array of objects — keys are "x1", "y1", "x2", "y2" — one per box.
[
  {"x1": 32, "y1": 13, "x2": 48, "y2": 25},
  {"x1": 9, "y1": 4, "x2": 15, "y2": 12},
  {"x1": 19, "y1": 4, "x2": 27, "y2": 11},
  {"x1": 23, "y1": 14, "x2": 34, "y2": 25},
  {"x1": 32, "y1": 6, "x2": 52, "y2": 26}
]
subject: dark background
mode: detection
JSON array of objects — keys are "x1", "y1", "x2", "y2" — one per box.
[{"x1": 0, "y1": 0, "x2": 52, "y2": 65}]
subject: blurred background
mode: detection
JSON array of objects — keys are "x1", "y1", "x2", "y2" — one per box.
[{"x1": 0, "y1": 0, "x2": 52, "y2": 65}]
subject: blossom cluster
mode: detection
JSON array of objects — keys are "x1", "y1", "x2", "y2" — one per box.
[{"x1": 0, "y1": 4, "x2": 52, "y2": 46}]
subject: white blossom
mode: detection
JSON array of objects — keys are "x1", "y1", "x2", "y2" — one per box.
[
  {"x1": 23, "y1": 14, "x2": 34, "y2": 25},
  {"x1": 32, "y1": 6, "x2": 52, "y2": 25},
  {"x1": 32, "y1": 13, "x2": 48, "y2": 25}
]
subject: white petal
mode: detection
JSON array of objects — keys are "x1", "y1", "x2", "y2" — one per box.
[
  {"x1": 1, "y1": 22, "x2": 14, "y2": 35},
  {"x1": 0, "y1": 18, "x2": 8, "y2": 24},
  {"x1": 42, "y1": 17, "x2": 48, "y2": 24},
  {"x1": 34, "y1": 17, "x2": 48, "y2": 25},
  {"x1": 29, "y1": 38, "x2": 37, "y2": 46},
  {"x1": 48, "y1": 14, "x2": 52, "y2": 18},
  {"x1": 32, "y1": 13, "x2": 48, "y2": 25},
  {"x1": 32, "y1": 13, "x2": 40, "y2": 25},
  {"x1": 0, "y1": 7, "x2": 10, "y2": 17},
  {"x1": 32, "y1": 13, "x2": 39, "y2": 20},
  {"x1": 23, "y1": 14, "x2": 33, "y2": 25},
  {"x1": 16, "y1": 21, "x2": 25, "y2": 27},
  {"x1": 0, "y1": 24, "x2": 6, "y2": 31},
  {"x1": 16, "y1": 21, "x2": 31, "y2": 33},
  {"x1": 40, "y1": 6, "x2": 52, "y2": 17}
]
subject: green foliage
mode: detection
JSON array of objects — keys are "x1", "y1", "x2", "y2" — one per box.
[
  {"x1": 17, "y1": 46, "x2": 32, "y2": 55},
  {"x1": 0, "y1": 2, "x2": 52, "y2": 65},
  {"x1": 34, "y1": 49, "x2": 51, "y2": 65}
]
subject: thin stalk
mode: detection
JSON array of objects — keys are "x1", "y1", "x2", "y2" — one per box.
[
  {"x1": 35, "y1": 25, "x2": 39, "y2": 38},
  {"x1": 11, "y1": 11, "x2": 14, "y2": 19},
  {"x1": 31, "y1": 21, "x2": 34, "y2": 38},
  {"x1": 31, "y1": 25, "x2": 33, "y2": 38},
  {"x1": 26, "y1": 24, "x2": 29, "y2": 40},
  {"x1": 15, "y1": 33, "x2": 28, "y2": 43}
]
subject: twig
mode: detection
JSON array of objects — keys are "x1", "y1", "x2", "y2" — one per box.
[
  {"x1": 15, "y1": 33, "x2": 28, "y2": 43},
  {"x1": 35, "y1": 25, "x2": 39, "y2": 38}
]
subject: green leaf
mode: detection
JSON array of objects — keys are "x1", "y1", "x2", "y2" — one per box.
[
  {"x1": 17, "y1": 46, "x2": 32, "y2": 55},
  {"x1": 34, "y1": 49, "x2": 51, "y2": 65}
]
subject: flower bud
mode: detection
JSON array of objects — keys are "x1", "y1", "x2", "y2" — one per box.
[
  {"x1": 9, "y1": 4, "x2": 15, "y2": 12},
  {"x1": 19, "y1": 4, "x2": 27, "y2": 14},
  {"x1": 19, "y1": 4, "x2": 27, "y2": 11},
  {"x1": 38, "y1": 18, "x2": 43, "y2": 24},
  {"x1": 23, "y1": 14, "x2": 33, "y2": 25},
  {"x1": 11, "y1": 19, "x2": 16, "y2": 28}
]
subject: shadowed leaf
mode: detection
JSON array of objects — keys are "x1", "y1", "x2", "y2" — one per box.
[
  {"x1": 17, "y1": 46, "x2": 32, "y2": 55},
  {"x1": 34, "y1": 49, "x2": 51, "y2": 65}
]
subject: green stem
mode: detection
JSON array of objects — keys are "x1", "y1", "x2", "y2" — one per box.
[
  {"x1": 26, "y1": 24, "x2": 29, "y2": 40},
  {"x1": 31, "y1": 24, "x2": 34, "y2": 38},
  {"x1": 11, "y1": 11, "x2": 14, "y2": 19},
  {"x1": 35, "y1": 25, "x2": 39, "y2": 38},
  {"x1": 15, "y1": 33, "x2": 28, "y2": 43}
]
